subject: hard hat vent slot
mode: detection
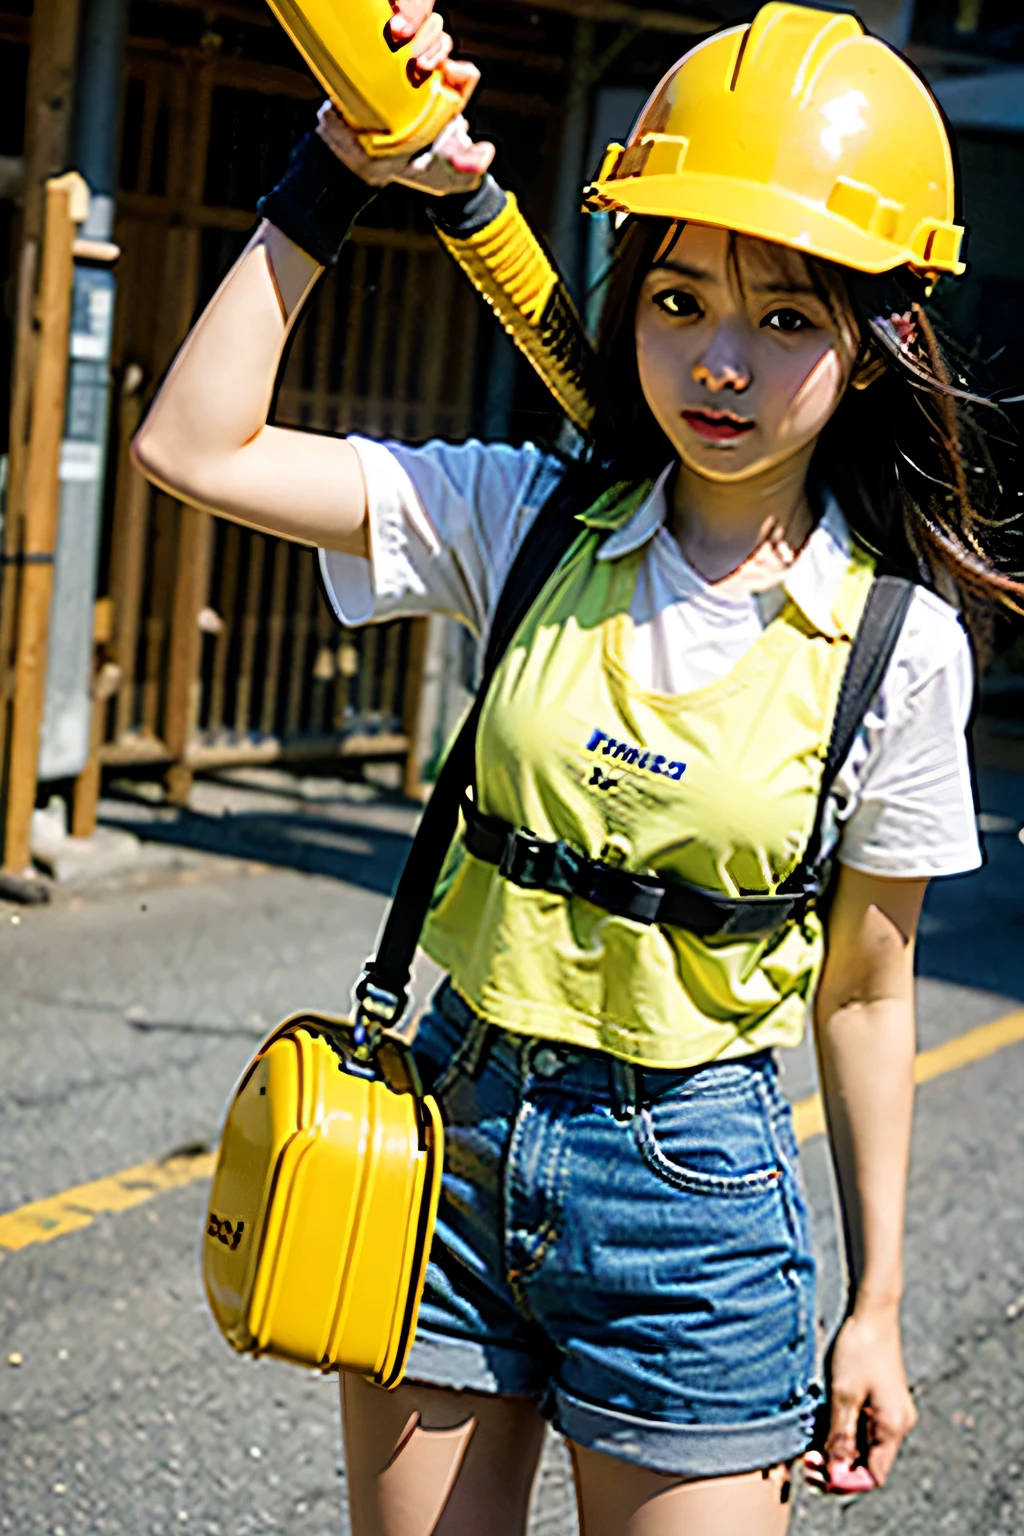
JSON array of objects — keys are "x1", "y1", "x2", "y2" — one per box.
[
  {"x1": 622, "y1": 133, "x2": 688, "y2": 180},
  {"x1": 728, "y1": 26, "x2": 751, "y2": 92},
  {"x1": 924, "y1": 226, "x2": 959, "y2": 268},
  {"x1": 908, "y1": 219, "x2": 964, "y2": 273},
  {"x1": 827, "y1": 176, "x2": 880, "y2": 233}
]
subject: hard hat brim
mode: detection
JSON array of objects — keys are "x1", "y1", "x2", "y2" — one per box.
[{"x1": 583, "y1": 173, "x2": 965, "y2": 277}]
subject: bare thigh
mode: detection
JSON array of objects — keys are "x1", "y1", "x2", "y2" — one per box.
[
  {"x1": 341, "y1": 1373, "x2": 548, "y2": 1536},
  {"x1": 570, "y1": 1442, "x2": 795, "y2": 1536}
]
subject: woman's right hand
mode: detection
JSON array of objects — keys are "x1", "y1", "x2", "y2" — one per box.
[{"x1": 316, "y1": 0, "x2": 494, "y2": 195}]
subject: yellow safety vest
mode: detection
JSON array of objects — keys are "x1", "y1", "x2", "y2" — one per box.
[{"x1": 423, "y1": 483, "x2": 877, "y2": 1069}]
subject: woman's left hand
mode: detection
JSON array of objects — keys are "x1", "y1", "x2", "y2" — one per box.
[{"x1": 804, "y1": 1304, "x2": 918, "y2": 1494}]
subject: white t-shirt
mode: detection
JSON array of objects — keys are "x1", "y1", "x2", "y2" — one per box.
[{"x1": 321, "y1": 436, "x2": 981, "y2": 882}]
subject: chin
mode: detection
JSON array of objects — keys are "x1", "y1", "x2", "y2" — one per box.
[{"x1": 673, "y1": 439, "x2": 771, "y2": 484}]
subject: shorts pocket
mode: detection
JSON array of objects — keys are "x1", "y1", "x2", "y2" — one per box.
[{"x1": 634, "y1": 1069, "x2": 783, "y2": 1196}]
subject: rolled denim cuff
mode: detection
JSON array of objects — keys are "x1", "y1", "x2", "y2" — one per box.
[
  {"x1": 428, "y1": 174, "x2": 507, "y2": 238},
  {"x1": 256, "y1": 131, "x2": 378, "y2": 268}
]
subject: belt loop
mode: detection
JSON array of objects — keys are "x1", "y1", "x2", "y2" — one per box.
[
  {"x1": 460, "y1": 1014, "x2": 492, "y2": 1081},
  {"x1": 611, "y1": 1058, "x2": 641, "y2": 1120}
]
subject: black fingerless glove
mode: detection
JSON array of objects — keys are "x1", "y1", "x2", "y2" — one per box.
[
  {"x1": 256, "y1": 131, "x2": 378, "y2": 268},
  {"x1": 258, "y1": 129, "x2": 507, "y2": 265},
  {"x1": 428, "y1": 174, "x2": 506, "y2": 237}
]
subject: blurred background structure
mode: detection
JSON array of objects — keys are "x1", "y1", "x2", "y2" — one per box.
[{"x1": 0, "y1": 0, "x2": 1022, "y2": 875}]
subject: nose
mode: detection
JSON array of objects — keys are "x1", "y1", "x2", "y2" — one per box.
[{"x1": 691, "y1": 335, "x2": 751, "y2": 394}]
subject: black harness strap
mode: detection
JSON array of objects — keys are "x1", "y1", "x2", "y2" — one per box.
[
  {"x1": 779, "y1": 573, "x2": 914, "y2": 891},
  {"x1": 459, "y1": 573, "x2": 914, "y2": 942},
  {"x1": 460, "y1": 803, "x2": 803, "y2": 938},
  {"x1": 354, "y1": 471, "x2": 585, "y2": 1033}
]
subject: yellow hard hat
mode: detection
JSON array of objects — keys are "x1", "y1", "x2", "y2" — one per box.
[{"x1": 583, "y1": 2, "x2": 964, "y2": 276}]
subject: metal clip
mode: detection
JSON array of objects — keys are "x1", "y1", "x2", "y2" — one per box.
[
  {"x1": 353, "y1": 972, "x2": 407, "y2": 1059},
  {"x1": 498, "y1": 829, "x2": 552, "y2": 889}
]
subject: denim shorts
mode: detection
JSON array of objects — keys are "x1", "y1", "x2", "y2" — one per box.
[{"x1": 405, "y1": 982, "x2": 820, "y2": 1478}]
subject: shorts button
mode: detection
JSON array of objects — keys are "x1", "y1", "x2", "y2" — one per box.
[{"x1": 532, "y1": 1047, "x2": 562, "y2": 1077}]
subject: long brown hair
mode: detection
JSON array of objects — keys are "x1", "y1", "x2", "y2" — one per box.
[{"x1": 586, "y1": 217, "x2": 1024, "y2": 657}]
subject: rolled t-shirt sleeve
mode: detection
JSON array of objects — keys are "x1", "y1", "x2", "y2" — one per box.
[
  {"x1": 834, "y1": 588, "x2": 981, "y2": 880},
  {"x1": 318, "y1": 436, "x2": 564, "y2": 633}
]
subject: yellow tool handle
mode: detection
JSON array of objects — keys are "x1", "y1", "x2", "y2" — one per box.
[
  {"x1": 434, "y1": 193, "x2": 596, "y2": 433},
  {"x1": 262, "y1": 0, "x2": 594, "y2": 425},
  {"x1": 264, "y1": 0, "x2": 465, "y2": 157}
]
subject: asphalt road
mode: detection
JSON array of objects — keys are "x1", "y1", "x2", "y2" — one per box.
[{"x1": 2, "y1": 765, "x2": 1023, "y2": 1536}]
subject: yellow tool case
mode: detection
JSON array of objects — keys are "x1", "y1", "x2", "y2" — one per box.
[
  {"x1": 263, "y1": 0, "x2": 464, "y2": 156},
  {"x1": 204, "y1": 1013, "x2": 443, "y2": 1388}
]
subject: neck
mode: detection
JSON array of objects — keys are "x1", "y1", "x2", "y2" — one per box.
[{"x1": 669, "y1": 445, "x2": 817, "y2": 585}]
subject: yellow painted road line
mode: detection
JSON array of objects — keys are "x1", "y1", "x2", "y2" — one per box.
[
  {"x1": 0, "y1": 1151, "x2": 215, "y2": 1253},
  {"x1": 2, "y1": 1008, "x2": 1024, "y2": 1256},
  {"x1": 791, "y1": 1094, "x2": 829, "y2": 1144},
  {"x1": 791, "y1": 1006, "x2": 1024, "y2": 1145}
]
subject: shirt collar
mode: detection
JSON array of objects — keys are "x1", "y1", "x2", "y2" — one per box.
[
  {"x1": 596, "y1": 466, "x2": 853, "y2": 639},
  {"x1": 596, "y1": 463, "x2": 674, "y2": 561}
]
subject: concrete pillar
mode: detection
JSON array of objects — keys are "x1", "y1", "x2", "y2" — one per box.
[{"x1": 37, "y1": 0, "x2": 129, "y2": 781}]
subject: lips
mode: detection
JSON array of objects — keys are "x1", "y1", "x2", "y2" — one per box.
[{"x1": 680, "y1": 409, "x2": 755, "y2": 443}]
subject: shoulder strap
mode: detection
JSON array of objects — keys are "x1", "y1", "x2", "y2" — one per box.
[
  {"x1": 779, "y1": 573, "x2": 914, "y2": 895},
  {"x1": 354, "y1": 467, "x2": 586, "y2": 1034}
]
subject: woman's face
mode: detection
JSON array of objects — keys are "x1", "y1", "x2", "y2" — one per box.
[{"x1": 635, "y1": 223, "x2": 858, "y2": 483}]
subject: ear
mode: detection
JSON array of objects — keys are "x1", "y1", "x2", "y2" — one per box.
[{"x1": 850, "y1": 349, "x2": 887, "y2": 391}]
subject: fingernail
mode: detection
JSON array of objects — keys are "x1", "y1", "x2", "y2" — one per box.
[
  {"x1": 390, "y1": 15, "x2": 413, "y2": 37},
  {"x1": 828, "y1": 1461, "x2": 876, "y2": 1494}
]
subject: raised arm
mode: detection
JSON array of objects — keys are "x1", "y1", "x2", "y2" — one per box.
[
  {"x1": 809, "y1": 865, "x2": 925, "y2": 1490},
  {"x1": 131, "y1": 220, "x2": 366, "y2": 550},
  {"x1": 131, "y1": 0, "x2": 491, "y2": 553}
]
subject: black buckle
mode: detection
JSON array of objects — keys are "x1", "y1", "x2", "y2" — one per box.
[
  {"x1": 353, "y1": 969, "x2": 407, "y2": 1057},
  {"x1": 499, "y1": 829, "x2": 551, "y2": 888},
  {"x1": 772, "y1": 863, "x2": 827, "y2": 929},
  {"x1": 499, "y1": 830, "x2": 584, "y2": 898}
]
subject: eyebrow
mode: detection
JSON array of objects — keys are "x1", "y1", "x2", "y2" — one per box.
[
  {"x1": 649, "y1": 259, "x2": 717, "y2": 283},
  {"x1": 748, "y1": 281, "x2": 819, "y2": 296},
  {"x1": 651, "y1": 261, "x2": 820, "y2": 298}
]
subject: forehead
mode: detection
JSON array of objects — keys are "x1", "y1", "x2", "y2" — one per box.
[{"x1": 655, "y1": 222, "x2": 819, "y2": 290}]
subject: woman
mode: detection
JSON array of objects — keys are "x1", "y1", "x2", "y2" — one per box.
[{"x1": 134, "y1": 3, "x2": 1018, "y2": 1531}]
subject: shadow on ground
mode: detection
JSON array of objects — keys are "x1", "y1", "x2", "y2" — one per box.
[
  {"x1": 97, "y1": 765, "x2": 1024, "y2": 999},
  {"x1": 100, "y1": 804, "x2": 414, "y2": 896}
]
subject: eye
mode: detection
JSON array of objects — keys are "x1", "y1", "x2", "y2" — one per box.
[
  {"x1": 653, "y1": 289, "x2": 702, "y2": 319},
  {"x1": 763, "y1": 307, "x2": 814, "y2": 333}
]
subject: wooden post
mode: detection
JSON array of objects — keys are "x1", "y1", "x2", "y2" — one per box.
[
  {"x1": 0, "y1": 0, "x2": 82, "y2": 810},
  {"x1": 72, "y1": 666, "x2": 122, "y2": 837},
  {"x1": 159, "y1": 58, "x2": 214, "y2": 806},
  {"x1": 71, "y1": 603, "x2": 119, "y2": 839},
  {"x1": 3, "y1": 172, "x2": 89, "y2": 874},
  {"x1": 107, "y1": 370, "x2": 150, "y2": 742},
  {"x1": 163, "y1": 505, "x2": 213, "y2": 804},
  {"x1": 0, "y1": 240, "x2": 39, "y2": 730}
]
